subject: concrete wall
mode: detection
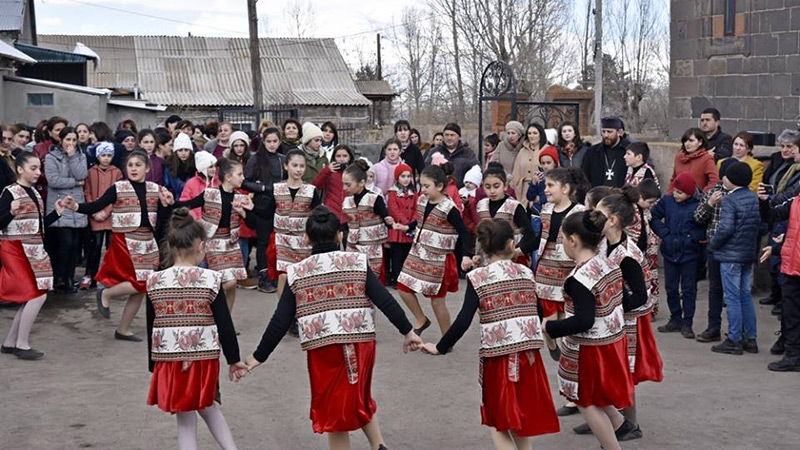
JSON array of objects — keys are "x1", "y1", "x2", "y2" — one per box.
[
  {"x1": 105, "y1": 105, "x2": 160, "y2": 131},
  {"x1": 670, "y1": 0, "x2": 800, "y2": 138},
  {"x1": 3, "y1": 79, "x2": 106, "y2": 125}
]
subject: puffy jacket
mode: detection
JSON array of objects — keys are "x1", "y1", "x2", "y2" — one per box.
[
  {"x1": 373, "y1": 158, "x2": 403, "y2": 197},
  {"x1": 312, "y1": 165, "x2": 346, "y2": 224},
  {"x1": 650, "y1": 194, "x2": 706, "y2": 263},
  {"x1": 761, "y1": 196, "x2": 800, "y2": 277},
  {"x1": 44, "y1": 146, "x2": 88, "y2": 228},
  {"x1": 710, "y1": 187, "x2": 760, "y2": 263},
  {"x1": 423, "y1": 141, "x2": 480, "y2": 188},
  {"x1": 670, "y1": 148, "x2": 719, "y2": 194}
]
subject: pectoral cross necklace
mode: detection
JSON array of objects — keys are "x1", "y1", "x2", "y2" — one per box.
[{"x1": 604, "y1": 153, "x2": 616, "y2": 181}]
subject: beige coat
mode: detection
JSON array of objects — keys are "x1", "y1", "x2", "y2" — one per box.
[
  {"x1": 493, "y1": 136, "x2": 523, "y2": 175},
  {"x1": 511, "y1": 142, "x2": 551, "y2": 209}
]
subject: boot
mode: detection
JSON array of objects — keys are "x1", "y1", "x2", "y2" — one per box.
[
  {"x1": 770, "y1": 333, "x2": 785, "y2": 355},
  {"x1": 767, "y1": 356, "x2": 800, "y2": 372},
  {"x1": 257, "y1": 270, "x2": 277, "y2": 293}
]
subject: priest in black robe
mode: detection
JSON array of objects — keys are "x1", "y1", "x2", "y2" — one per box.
[{"x1": 582, "y1": 117, "x2": 631, "y2": 188}]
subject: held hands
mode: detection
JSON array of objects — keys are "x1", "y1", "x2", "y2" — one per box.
[
  {"x1": 240, "y1": 196, "x2": 254, "y2": 211},
  {"x1": 471, "y1": 255, "x2": 482, "y2": 267},
  {"x1": 92, "y1": 211, "x2": 108, "y2": 222},
  {"x1": 244, "y1": 354, "x2": 261, "y2": 371},
  {"x1": 403, "y1": 332, "x2": 423, "y2": 354},
  {"x1": 159, "y1": 187, "x2": 174, "y2": 207},
  {"x1": 392, "y1": 223, "x2": 409, "y2": 231},
  {"x1": 229, "y1": 362, "x2": 249, "y2": 382},
  {"x1": 62, "y1": 196, "x2": 79, "y2": 211},
  {"x1": 461, "y1": 256, "x2": 473, "y2": 272},
  {"x1": 708, "y1": 191, "x2": 724, "y2": 207},
  {"x1": 54, "y1": 199, "x2": 65, "y2": 216},
  {"x1": 420, "y1": 342, "x2": 439, "y2": 355}
]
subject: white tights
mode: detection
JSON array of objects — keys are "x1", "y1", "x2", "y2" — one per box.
[
  {"x1": 176, "y1": 404, "x2": 237, "y2": 450},
  {"x1": 3, "y1": 294, "x2": 47, "y2": 349}
]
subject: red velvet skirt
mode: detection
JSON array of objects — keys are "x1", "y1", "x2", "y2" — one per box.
[
  {"x1": 633, "y1": 314, "x2": 664, "y2": 384},
  {"x1": 148, "y1": 359, "x2": 220, "y2": 413},
  {"x1": 0, "y1": 240, "x2": 48, "y2": 302},
  {"x1": 96, "y1": 232, "x2": 146, "y2": 294},
  {"x1": 307, "y1": 342, "x2": 377, "y2": 434},
  {"x1": 396, "y1": 253, "x2": 458, "y2": 298},
  {"x1": 539, "y1": 299, "x2": 565, "y2": 318},
  {"x1": 266, "y1": 232, "x2": 280, "y2": 279},
  {"x1": 481, "y1": 350, "x2": 560, "y2": 437},
  {"x1": 573, "y1": 339, "x2": 634, "y2": 409}
]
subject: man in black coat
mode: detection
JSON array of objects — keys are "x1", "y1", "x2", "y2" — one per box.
[
  {"x1": 423, "y1": 123, "x2": 479, "y2": 188},
  {"x1": 581, "y1": 117, "x2": 631, "y2": 188},
  {"x1": 700, "y1": 107, "x2": 733, "y2": 162}
]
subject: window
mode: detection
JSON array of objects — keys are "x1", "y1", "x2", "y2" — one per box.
[
  {"x1": 27, "y1": 93, "x2": 54, "y2": 107},
  {"x1": 724, "y1": 0, "x2": 735, "y2": 36}
]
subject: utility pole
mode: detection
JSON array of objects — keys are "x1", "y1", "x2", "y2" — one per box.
[
  {"x1": 376, "y1": 33, "x2": 382, "y2": 80},
  {"x1": 594, "y1": 0, "x2": 603, "y2": 134},
  {"x1": 248, "y1": 0, "x2": 263, "y2": 112}
]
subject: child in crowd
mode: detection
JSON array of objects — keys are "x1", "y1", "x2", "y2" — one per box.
[
  {"x1": 342, "y1": 160, "x2": 393, "y2": 283},
  {"x1": 629, "y1": 179, "x2": 662, "y2": 318},
  {"x1": 430, "y1": 153, "x2": 464, "y2": 212},
  {"x1": 0, "y1": 152, "x2": 64, "y2": 360},
  {"x1": 543, "y1": 210, "x2": 635, "y2": 450},
  {"x1": 650, "y1": 172, "x2": 706, "y2": 338},
  {"x1": 313, "y1": 144, "x2": 355, "y2": 241},
  {"x1": 709, "y1": 162, "x2": 760, "y2": 355},
  {"x1": 181, "y1": 151, "x2": 219, "y2": 220},
  {"x1": 162, "y1": 133, "x2": 196, "y2": 198},
  {"x1": 243, "y1": 206, "x2": 422, "y2": 450},
  {"x1": 535, "y1": 167, "x2": 587, "y2": 360},
  {"x1": 459, "y1": 165, "x2": 482, "y2": 236},
  {"x1": 483, "y1": 133, "x2": 500, "y2": 166},
  {"x1": 81, "y1": 142, "x2": 123, "y2": 289},
  {"x1": 362, "y1": 160, "x2": 382, "y2": 197},
  {"x1": 397, "y1": 165, "x2": 474, "y2": 336},
  {"x1": 146, "y1": 207, "x2": 246, "y2": 449},
  {"x1": 526, "y1": 146, "x2": 560, "y2": 209},
  {"x1": 373, "y1": 139, "x2": 404, "y2": 197},
  {"x1": 624, "y1": 142, "x2": 660, "y2": 189},
  {"x1": 420, "y1": 219, "x2": 560, "y2": 449},
  {"x1": 387, "y1": 163, "x2": 418, "y2": 287}
]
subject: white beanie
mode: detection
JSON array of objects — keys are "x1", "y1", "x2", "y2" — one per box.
[
  {"x1": 229, "y1": 130, "x2": 250, "y2": 148},
  {"x1": 301, "y1": 122, "x2": 324, "y2": 145},
  {"x1": 195, "y1": 151, "x2": 217, "y2": 177},
  {"x1": 174, "y1": 132, "x2": 193, "y2": 151},
  {"x1": 545, "y1": 128, "x2": 558, "y2": 146},
  {"x1": 464, "y1": 164, "x2": 483, "y2": 187}
]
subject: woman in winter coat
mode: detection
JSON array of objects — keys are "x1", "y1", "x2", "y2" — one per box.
[
  {"x1": 493, "y1": 121, "x2": 524, "y2": 175},
  {"x1": 313, "y1": 144, "x2": 353, "y2": 228},
  {"x1": 511, "y1": 123, "x2": 553, "y2": 209},
  {"x1": 162, "y1": 133, "x2": 196, "y2": 198},
  {"x1": 557, "y1": 121, "x2": 589, "y2": 169},
  {"x1": 44, "y1": 126, "x2": 88, "y2": 292},
  {"x1": 670, "y1": 128, "x2": 719, "y2": 194},
  {"x1": 180, "y1": 151, "x2": 219, "y2": 220}
]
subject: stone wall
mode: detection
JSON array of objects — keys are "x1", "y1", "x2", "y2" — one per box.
[{"x1": 670, "y1": 0, "x2": 800, "y2": 138}]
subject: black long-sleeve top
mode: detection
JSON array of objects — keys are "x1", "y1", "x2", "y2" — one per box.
[
  {"x1": 173, "y1": 187, "x2": 267, "y2": 230},
  {"x1": 0, "y1": 185, "x2": 61, "y2": 230},
  {"x1": 635, "y1": 206, "x2": 648, "y2": 253},
  {"x1": 545, "y1": 277, "x2": 596, "y2": 339},
  {"x1": 146, "y1": 288, "x2": 240, "y2": 372},
  {"x1": 487, "y1": 197, "x2": 537, "y2": 254},
  {"x1": 408, "y1": 199, "x2": 474, "y2": 257},
  {"x1": 264, "y1": 185, "x2": 322, "y2": 225},
  {"x1": 436, "y1": 280, "x2": 480, "y2": 354},
  {"x1": 607, "y1": 236, "x2": 648, "y2": 313},
  {"x1": 252, "y1": 243, "x2": 413, "y2": 363},
  {"x1": 546, "y1": 203, "x2": 577, "y2": 243},
  {"x1": 760, "y1": 197, "x2": 792, "y2": 225},
  {"x1": 76, "y1": 181, "x2": 169, "y2": 232},
  {"x1": 353, "y1": 189, "x2": 390, "y2": 220}
]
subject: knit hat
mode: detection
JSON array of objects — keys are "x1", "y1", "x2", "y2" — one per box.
[
  {"x1": 718, "y1": 157, "x2": 736, "y2": 179},
  {"x1": 538, "y1": 146, "x2": 560, "y2": 166},
  {"x1": 301, "y1": 122, "x2": 323, "y2": 145},
  {"x1": 173, "y1": 132, "x2": 193, "y2": 151},
  {"x1": 95, "y1": 142, "x2": 115, "y2": 157},
  {"x1": 601, "y1": 117, "x2": 624, "y2": 130},
  {"x1": 114, "y1": 129, "x2": 135, "y2": 144},
  {"x1": 394, "y1": 163, "x2": 413, "y2": 180},
  {"x1": 229, "y1": 130, "x2": 250, "y2": 148},
  {"x1": 545, "y1": 128, "x2": 558, "y2": 146},
  {"x1": 725, "y1": 161, "x2": 753, "y2": 187},
  {"x1": 463, "y1": 164, "x2": 483, "y2": 186},
  {"x1": 505, "y1": 121, "x2": 524, "y2": 138},
  {"x1": 443, "y1": 122, "x2": 462, "y2": 136},
  {"x1": 672, "y1": 172, "x2": 697, "y2": 195},
  {"x1": 195, "y1": 151, "x2": 217, "y2": 177}
]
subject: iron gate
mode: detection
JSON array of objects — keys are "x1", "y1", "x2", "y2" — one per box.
[
  {"x1": 217, "y1": 108, "x2": 298, "y2": 132},
  {"x1": 478, "y1": 60, "x2": 517, "y2": 163},
  {"x1": 517, "y1": 102, "x2": 580, "y2": 136}
]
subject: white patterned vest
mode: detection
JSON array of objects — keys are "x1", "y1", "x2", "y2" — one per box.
[
  {"x1": 342, "y1": 191, "x2": 388, "y2": 246},
  {"x1": 274, "y1": 182, "x2": 315, "y2": 271},
  {"x1": 0, "y1": 184, "x2": 53, "y2": 290},
  {"x1": 468, "y1": 260, "x2": 543, "y2": 358},
  {"x1": 199, "y1": 187, "x2": 249, "y2": 243},
  {"x1": 288, "y1": 251, "x2": 376, "y2": 351},
  {"x1": 415, "y1": 195, "x2": 458, "y2": 253},
  {"x1": 476, "y1": 197, "x2": 522, "y2": 246},
  {"x1": 111, "y1": 180, "x2": 159, "y2": 233},
  {"x1": 147, "y1": 267, "x2": 223, "y2": 362}
]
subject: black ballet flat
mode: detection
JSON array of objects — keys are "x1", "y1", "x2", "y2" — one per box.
[
  {"x1": 1, "y1": 345, "x2": 16, "y2": 354},
  {"x1": 114, "y1": 330, "x2": 142, "y2": 342},
  {"x1": 413, "y1": 317, "x2": 432, "y2": 336},
  {"x1": 14, "y1": 348, "x2": 44, "y2": 360},
  {"x1": 96, "y1": 288, "x2": 110, "y2": 319},
  {"x1": 548, "y1": 341, "x2": 561, "y2": 362}
]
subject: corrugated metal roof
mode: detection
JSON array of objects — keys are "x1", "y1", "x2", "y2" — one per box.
[
  {"x1": 0, "y1": 0, "x2": 25, "y2": 32},
  {"x1": 355, "y1": 80, "x2": 397, "y2": 97},
  {"x1": 15, "y1": 43, "x2": 89, "y2": 63},
  {"x1": 0, "y1": 39, "x2": 35, "y2": 64},
  {"x1": 37, "y1": 35, "x2": 371, "y2": 108}
]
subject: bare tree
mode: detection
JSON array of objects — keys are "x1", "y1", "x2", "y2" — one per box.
[
  {"x1": 283, "y1": 0, "x2": 315, "y2": 38},
  {"x1": 395, "y1": 7, "x2": 433, "y2": 121}
]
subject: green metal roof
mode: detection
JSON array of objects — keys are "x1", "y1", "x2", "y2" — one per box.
[{"x1": 15, "y1": 43, "x2": 88, "y2": 63}]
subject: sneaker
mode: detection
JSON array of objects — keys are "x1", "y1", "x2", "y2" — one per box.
[
  {"x1": 237, "y1": 277, "x2": 258, "y2": 290},
  {"x1": 767, "y1": 356, "x2": 800, "y2": 372},
  {"x1": 771, "y1": 333, "x2": 785, "y2": 355},
  {"x1": 657, "y1": 320, "x2": 682, "y2": 333},
  {"x1": 759, "y1": 296, "x2": 779, "y2": 305},
  {"x1": 743, "y1": 339, "x2": 759, "y2": 354},
  {"x1": 681, "y1": 326, "x2": 695, "y2": 339},
  {"x1": 711, "y1": 338, "x2": 743, "y2": 355},
  {"x1": 79, "y1": 276, "x2": 92, "y2": 290},
  {"x1": 696, "y1": 328, "x2": 721, "y2": 343}
]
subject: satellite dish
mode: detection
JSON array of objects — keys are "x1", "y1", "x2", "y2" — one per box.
[{"x1": 73, "y1": 42, "x2": 100, "y2": 69}]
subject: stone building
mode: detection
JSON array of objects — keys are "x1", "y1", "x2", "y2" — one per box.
[{"x1": 670, "y1": 0, "x2": 800, "y2": 139}]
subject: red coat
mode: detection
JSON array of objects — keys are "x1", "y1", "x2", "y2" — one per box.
[
  {"x1": 236, "y1": 188, "x2": 257, "y2": 239},
  {"x1": 670, "y1": 148, "x2": 719, "y2": 194},
  {"x1": 446, "y1": 177, "x2": 464, "y2": 212},
  {"x1": 462, "y1": 195, "x2": 478, "y2": 235},
  {"x1": 313, "y1": 166, "x2": 346, "y2": 224},
  {"x1": 387, "y1": 186, "x2": 418, "y2": 243}
]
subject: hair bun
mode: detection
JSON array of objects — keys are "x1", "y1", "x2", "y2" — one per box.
[
  {"x1": 583, "y1": 210, "x2": 606, "y2": 234},
  {"x1": 170, "y1": 207, "x2": 194, "y2": 229}
]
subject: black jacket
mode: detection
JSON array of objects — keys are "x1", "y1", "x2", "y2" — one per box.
[
  {"x1": 710, "y1": 187, "x2": 760, "y2": 263},
  {"x1": 423, "y1": 141, "x2": 480, "y2": 188},
  {"x1": 0, "y1": 158, "x2": 15, "y2": 191},
  {"x1": 244, "y1": 149, "x2": 285, "y2": 196},
  {"x1": 581, "y1": 135, "x2": 631, "y2": 188},
  {"x1": 707, "y1": 128, "x2": 733, "y2": 162},
  {"x1": 763, "y1": 151, "x2": 794, "y2": 188}
]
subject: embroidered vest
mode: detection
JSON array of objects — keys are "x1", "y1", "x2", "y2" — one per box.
[
  {"x1": 538, "y1": 202, "x2": 586, "y2": 256},
  {"x1": 415, "y1": 195, "x2": 458, "y2": 253},
  {"x1": 343, "y1": 191, "x2": 388, "y2": 246},
  {"x1": 147, "y1": 267, "x2": 222, "y2": 362},
  {"x1": 0, "y1": 184, "x2": 53, "y2": 291},
  {"x1": 288, "y1": 251, "x2": 376, "y2": 351},
  {"x1": 468, "y1": 260, "x2": 543, "y2": 358},
  {"x1": 111, "y1": 180, "x2": 159, "y2": 233},
  {"x1": 625, "y1": 164, "x2": 660, "y2": 189},
  {"x1": 199, "y1": 187, "x2": 249, "y2": 243},
  {"x1": 273, "y1": 182, "x2": 315, "y2": 236},
  {"x1": 476, "y1": 197, "x2": 523, "y2": 246}
]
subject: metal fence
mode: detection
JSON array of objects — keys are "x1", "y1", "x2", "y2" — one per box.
[
  {"x1": 217, "y1": 108, "x2": 298, "y2": 132},
  {"x1": 517, "y1": 102, "x2": 580, "y2": 131}
]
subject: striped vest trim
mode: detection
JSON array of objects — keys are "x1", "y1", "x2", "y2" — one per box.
[
  {"x1": 476, "y1": 197, "x2": 522, "y2": 245},
  {"x1": 414, "y1": 195, "x2": 458, "y2": 252},
  {"x1": 343, "y1": 191, "x2": 388, "y2": 246},
  {"x1": 111, "y1": 180, "x2": 159, "y2": 233},
  {"x1": 199, "y1": 187, "x2": 248, "y2": 243},
  {"x1": 147, "y1": 267, "x2": 223, "y2": 362},
  {"x1": 537, "y1": 202, "x2": 586, "y2": 257},
  {"x1": 625, "y1": 164, "x2": 660, "y2": 189},
  {"x1": 288, "y1": 252, "x2": 376, "y2": 351},
  {"x1": 468, "y1": 260, "x2": 543, "y2": 358}
]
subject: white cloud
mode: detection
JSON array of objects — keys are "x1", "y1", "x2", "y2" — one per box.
[{"x1": 40, "y1": 17, "x2": 63, "y2": 26}]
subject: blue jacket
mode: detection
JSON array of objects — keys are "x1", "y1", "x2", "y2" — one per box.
[
  {"x1": 710, "y1": 187, "x2": 760, "y2": 263},
  {"x1": 651, "y1": 194, "x2": 706, "y2": 263}
]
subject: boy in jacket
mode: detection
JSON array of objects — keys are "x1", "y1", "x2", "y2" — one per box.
[{"x1": 651, "y1": 172, "x2": 707, "y2": 339}]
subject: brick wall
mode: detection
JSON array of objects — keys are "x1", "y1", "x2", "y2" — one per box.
[{"x1": 670, "y1": 0, "x2": 800, "y2": 138}]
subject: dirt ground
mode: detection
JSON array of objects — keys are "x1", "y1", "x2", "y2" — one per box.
[{"x1": 1, "y1": 276, "x2": 798, "y2": 450}]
